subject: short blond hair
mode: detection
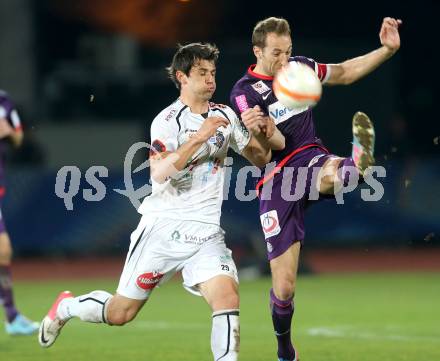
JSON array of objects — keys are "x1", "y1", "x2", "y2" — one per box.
[{"x1": 252, "y1": 17, "x2": 291, "y2": 48}]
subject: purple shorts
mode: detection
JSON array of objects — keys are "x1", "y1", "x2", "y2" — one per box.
[{"x1": 258, "y1": 146, "x2": 343, "y2": 260}]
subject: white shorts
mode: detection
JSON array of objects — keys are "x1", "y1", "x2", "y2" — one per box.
[{"x1": 116, "y1": 216, "x2": 238, "y2": 300}]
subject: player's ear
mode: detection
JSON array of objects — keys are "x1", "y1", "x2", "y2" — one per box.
[
  {"x1": 176, "y1": 70, "x2": 187, "y2": 87},
  {"x1": 253, "y1": 46, "x2": 262, "y2": 60}
]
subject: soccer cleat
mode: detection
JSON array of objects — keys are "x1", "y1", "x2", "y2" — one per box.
[
  {"x1": 38, "y1": 291, "x2": 74, "y2": 348},
  {"x1": 352, "y1": 111, "x2": 375, "y2": 175},
  {"x1": 5, "y1": 314, "x2": 39, "y2": 335}
]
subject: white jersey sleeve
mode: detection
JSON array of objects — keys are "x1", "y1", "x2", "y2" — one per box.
[
  {"x1": 150, "y1": 109, "x2": 179, "y2": 156},
  {"x1": 228, "y1": 107, "x2": 251, "y2": 154}
]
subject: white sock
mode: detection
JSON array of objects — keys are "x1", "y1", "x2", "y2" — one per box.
[
  {"x1": 211, "y1": 309, "x2": 240, "y2": 361},
  {"x1": 57, "y1": 290, "x2": 112, "y2": 323}
]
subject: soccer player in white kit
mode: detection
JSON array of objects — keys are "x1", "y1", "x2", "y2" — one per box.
[{"x1": 38, "y1": 43, "x2": 285, "y2": 361}]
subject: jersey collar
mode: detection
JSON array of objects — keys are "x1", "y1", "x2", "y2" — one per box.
[{"x1": 247, "y1": 64, "x2": 274, "y2": 80}]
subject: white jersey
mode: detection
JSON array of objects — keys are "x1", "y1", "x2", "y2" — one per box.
[{"x1": 138, "y1": 99, "x2": 251, "y2": 225}]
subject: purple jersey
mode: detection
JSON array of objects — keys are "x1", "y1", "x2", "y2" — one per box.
[
  {"x1": 230, "y1": 56, "x2": 330, "y2": 163},
  {"x1": 0, "y1": 90, "x2": 22, "y2": 191}
]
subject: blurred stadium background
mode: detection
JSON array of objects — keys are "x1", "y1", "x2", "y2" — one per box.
[{"x1": 0, "y1": 1, "x2": 439, "y2": 359}]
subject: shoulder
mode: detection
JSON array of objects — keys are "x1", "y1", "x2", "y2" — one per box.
[
  {"x1": 231, "y1": 73, "x2": 267, "y2": 98},
  {"x1": 152, "y1": 100, "x2": 187, "y2": 128},
  {"x1": 210, "y1": 102, "x2": 237, "y2": 122},
  {"x1": 231, "y1": 73, "x2": 252, "y2": 92},
  {"x1": 290, "y1": 55, "x2": 317, "y2": 69},
  {"x1": 230, "y1": 74, "x2": 269, "y2": 113},
  {"x1": 290, "y1": 56, "x2": 329, "y2": 82},
  {"x1": 154, "y1": 100, "x2": 187, "y2": 122}
]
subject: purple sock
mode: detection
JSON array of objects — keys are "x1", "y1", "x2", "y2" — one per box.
[
  {"x1": 0, "y1": 265, "x2": 19, "y2": 323},
  {"x1": 270, "y1": 288, "x2": 296, "y2": 360}
]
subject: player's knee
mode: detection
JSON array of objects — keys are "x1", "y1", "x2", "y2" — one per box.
[
  {"x1": 0, "y1": 251, "x2": 12, "y2": 265},
  {"x1": 274, "y1": 279, "x2": 296, "y2": 300}
]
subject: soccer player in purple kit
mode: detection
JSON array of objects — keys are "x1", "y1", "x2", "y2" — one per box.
[
  {"x1": 230, "y1": 17, "x2": 402, "y2": 361},
  {"x1": 0, "y1": 90, "x2": 39, "y2": 335}
]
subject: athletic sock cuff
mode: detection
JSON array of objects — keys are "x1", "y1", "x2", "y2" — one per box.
[
  {"x1": 0, "y1": 265, "x2": 11, "y2": 275},
  {"x1": 212, "y1": 309, "x2": 239, "y2": 318},
  {"x1": 270, "y1": 289, "x2": 293, "y2": 308}
]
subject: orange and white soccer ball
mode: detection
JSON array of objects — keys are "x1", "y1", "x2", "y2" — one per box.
[{"x1": 273, "y1": 61, "x2": 322, "y2": 109}]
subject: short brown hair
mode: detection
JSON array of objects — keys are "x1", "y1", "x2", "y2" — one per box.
[
  {"x1": 252, "y1": 17, "x2": 291, "y2": 48},
  {"x1": 166, "y1": 43, "x2": 219, "y2": 90}
]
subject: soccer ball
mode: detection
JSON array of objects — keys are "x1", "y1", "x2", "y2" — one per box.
[{"x1": 273, "y1": 61, "x2": 322, "y2": 109}]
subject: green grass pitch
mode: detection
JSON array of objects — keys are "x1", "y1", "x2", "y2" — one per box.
[{"x1": 1, "y1": 273, "x2": 439, "y2": 361}]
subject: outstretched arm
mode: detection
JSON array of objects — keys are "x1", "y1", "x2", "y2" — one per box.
[{"x1": 326, "y1": 17, "x2": 402, "y2": 85}]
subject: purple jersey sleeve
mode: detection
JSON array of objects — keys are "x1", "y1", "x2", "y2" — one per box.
[{"x1": 291, "y1": 56, "x2": 330, "y2": 83}]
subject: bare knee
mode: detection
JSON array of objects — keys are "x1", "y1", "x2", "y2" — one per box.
[
  {"x1": 273, "y1": 276, "x2": 296, "y2": 300},
  {"x1": 270, "y1": 243, "x2": 300, "y2": 301},
  {"x1": 199, "y1": 276, "x2": 239, "y2": 312}
]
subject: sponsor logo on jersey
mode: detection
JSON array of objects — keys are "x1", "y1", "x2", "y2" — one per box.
[
  {"x1": 219, "y1": 254, "x2": 233, "y2": 263},
  {"x1": 260, "y1": 210, "x2": 281, "y2": 239},
  {"x1": 235, "y1": 94, "x2": 249, "y2": 113},
  {"x1": 185, "y1": 129, "x2": 198, "y2": 139},
  {"x1": 136, "y1": 271, "x2": 164, "y2": 290},
  {"x1": 170, "y1": 230, "x2": 181, "y2": 242},
  {"x1": 150, "y1": 139, "x2": 166, "y2": 155},
  {"x1": 308, "y1": 154, "x2": 326, "y2": 167},
  {"x1": 262, "y1": 91, "x2": 272, "y2": 100},
  {"x1": 268, "y1": 101, "x2": 308, "y2": 125},
  {"x1": 183, "y1": 233, "x2": 216, "y2": 245},
  {"x1": 208, "y1": 130, "x2": 225, "y2": 148},
  {"x1": 267, "y1": 242, "x2": 273, "y2": 253},
  {"x1": 251, "y1": 80, "x2": 271, "y2": 94},
  {"x1": 164, "y1": 108, "x2": 177, "y2": 122}
]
